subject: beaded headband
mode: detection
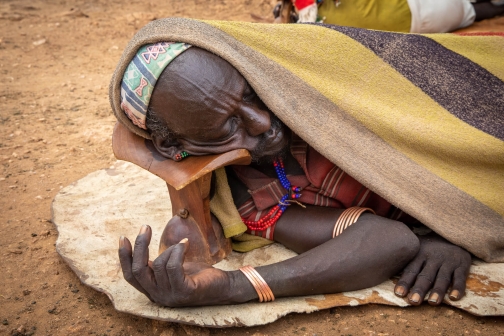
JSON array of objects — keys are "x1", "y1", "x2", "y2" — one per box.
[{"x1": 120, "y1": 42, "x2": 192, "y2": 130}]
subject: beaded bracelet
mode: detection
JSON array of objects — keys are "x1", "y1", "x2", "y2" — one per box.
[
  {"x1": 239, "y1": 265, "x2": 275, "y2": 302},
  {"x1": 332, "y1": 207, "x2": 376, "y2": 238}
]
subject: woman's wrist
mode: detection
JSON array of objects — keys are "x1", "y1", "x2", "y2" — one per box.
[{"x1": 226, "y1": 269, "x2": 262, "y2": 304}]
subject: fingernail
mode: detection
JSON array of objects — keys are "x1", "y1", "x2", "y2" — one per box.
[
  {"x1": 119, "y1": 236, "x2": 124, "y2": 248},
  {"x1": 449, "y1": 290, "x2": 460, "y2": 300},
  {"x1": 410, "y1": 293, "x2": 421, "y2": 303},
  {"x1": 179, "y1": 238, "x2": 188, "y2": 244},
  {"x1": 395, "y1": 286, "x2": 406, "y2": 297},
  {"x1": 428, "y1": 292, "x2": 439, "y2": 303},
  {"x1": 139, "y1": 225, "x2": 148, "y2": 235}
]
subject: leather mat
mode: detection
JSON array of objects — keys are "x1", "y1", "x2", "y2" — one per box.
[{"x1": 52, "y1": 161, "x2": 504, "y2": 327}]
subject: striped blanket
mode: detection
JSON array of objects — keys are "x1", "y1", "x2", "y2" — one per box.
[{"x1": 110, "y1": 18, "x2": 504, "y2": 262}]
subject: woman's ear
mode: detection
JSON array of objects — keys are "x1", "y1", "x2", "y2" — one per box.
[{"x1": 151, "y1": 134, "x2": 182, "y2": 160}]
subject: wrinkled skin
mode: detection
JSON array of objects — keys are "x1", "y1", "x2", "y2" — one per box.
[
  {"x1": 119, "y1": 226, "x2": 238, "y2": 307},
  {"x1": 120, "y1": 212, "x2": 422, "y2": 306},
  {"x1": 395, "y1": 233, "x2": 471, "y2": 305},
  {"x1": 148, "y1": 47, "x2": 289, "y2": 161},
  {"x1": 119, "y1": 47, "x2": 473, "y2": 307}
]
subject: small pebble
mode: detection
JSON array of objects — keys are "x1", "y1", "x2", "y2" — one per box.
[{"x1": 33, "y1": 38, "x2": 46, "y2": 46}]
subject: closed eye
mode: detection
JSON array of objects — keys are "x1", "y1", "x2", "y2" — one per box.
[
  {"x1": 182, "y1": 118, "x2": 238, "y2": 147},
  {"x1": 221, "y1": 116, "x2": 239, "y2": 140}
]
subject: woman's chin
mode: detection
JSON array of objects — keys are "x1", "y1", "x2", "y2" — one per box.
[
  {"x1": 252, "y1": 135, "x2": 289, "y2": 162},
  {"x1": 267, "y1": 129, "x2": 290, "y2": 153}
]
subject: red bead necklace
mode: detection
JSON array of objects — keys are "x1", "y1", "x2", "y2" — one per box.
[{"x1": 241, "y1": 158, "x2": 301, "y2": 231}]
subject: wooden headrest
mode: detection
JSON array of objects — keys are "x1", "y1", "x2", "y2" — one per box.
[{"x1": 112, "y1": 122, "x2": 251, "y2": 190}]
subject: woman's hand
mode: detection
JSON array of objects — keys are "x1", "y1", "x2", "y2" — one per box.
[
  {"x1": 394, "y1": 233, "x2": 471, "y2": 305},
  {"x1": 118, "y1": 225, "x2": 240, "y2": 307}
]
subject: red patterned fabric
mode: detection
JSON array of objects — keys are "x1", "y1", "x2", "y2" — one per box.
[{"x1": 232, "y1": 135, "x2": 416, "y2": 240}]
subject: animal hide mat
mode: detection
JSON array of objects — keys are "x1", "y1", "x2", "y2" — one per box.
[{"x1": 52, "y1": 161, "x2": 504, "y2": 327}]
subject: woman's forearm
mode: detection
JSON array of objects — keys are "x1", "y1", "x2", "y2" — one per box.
[
  {"x1": 120, "y1": 208, "x2": 419, "y2": 307},
  {"x1": 228, "y1": 214, "x2": 419, "y2": 301}
]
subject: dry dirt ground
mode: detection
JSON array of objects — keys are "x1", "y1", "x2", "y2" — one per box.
[{"x1": 0, "y1": 0, "x2": 503, "y2": 335}]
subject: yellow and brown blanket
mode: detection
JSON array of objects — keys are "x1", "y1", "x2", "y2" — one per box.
[{"x1": 110, "y1": 18, "x2": 504, "y2": 262}]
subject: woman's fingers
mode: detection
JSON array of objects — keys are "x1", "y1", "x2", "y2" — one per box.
[
  {"x1": 395, "y1": 234, "x2": 472, "y2": 306},
  {"x1": 151, "y1": 243, "x2": 177, "y2": 291},
  {"x1": 450, "y1": 249, "x2": 471, "y2": 301},
  {"x1": 118, "y1": 235, "x2": 153, "y2": 300},
  {"x1": 427, "y1": 265, "x2": 453, "y2": 306},
  {"x1": 120, "y1": 231, "x2": 192, "y2": 306},
  {"x1": 131, "y1": 225, "x2": 158, "y2": 293},
  {"x1": 450, "y1": 265, "x2": 470, "y2": 301},
  {"x1": 407, "y1": 259, "x2": 443, "y2": 305},
  {"x1": 394, "y1": 255, "x2": 425, "y2": 297},
  {"x1": 166, "y1": 239, "x2": 190, "y2": 295}
]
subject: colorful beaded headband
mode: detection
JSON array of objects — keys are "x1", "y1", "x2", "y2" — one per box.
[{"x1": 120, "y1": 42, "x2": 192, "y2": 130}]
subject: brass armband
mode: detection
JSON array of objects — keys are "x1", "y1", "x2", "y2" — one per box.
[
  {"x1": 332, "y1": 207, "x2": 376, "y2": 238},
  {"x1": 239, "y1": 265, "x2": 275, "y2": 302}
]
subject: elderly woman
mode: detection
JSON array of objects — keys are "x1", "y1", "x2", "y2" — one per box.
[{"x1": 110, "y1": 19, "x2": 504, "y2": 308}]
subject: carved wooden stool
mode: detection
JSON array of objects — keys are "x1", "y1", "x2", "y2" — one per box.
[{"x1": 112, "y1": 122, "x2": 251, "y2": 264}]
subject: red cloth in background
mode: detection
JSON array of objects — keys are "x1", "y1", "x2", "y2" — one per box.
[{"x1": 293, "y1": 0, "x2": 315, "y2": 10}]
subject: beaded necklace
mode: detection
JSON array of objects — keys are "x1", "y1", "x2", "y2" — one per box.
[{"x1": 241, "y1": 158, "x2": 301, "y2": 231}]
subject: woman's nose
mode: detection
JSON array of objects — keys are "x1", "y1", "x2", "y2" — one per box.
[{"x1": 239, "y1": 104, "x2": 271, "y2": 137}]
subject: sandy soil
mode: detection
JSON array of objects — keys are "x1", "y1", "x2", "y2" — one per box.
[{"x1": 0, "y1": 0, "x2": 503, "y2": 335}]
